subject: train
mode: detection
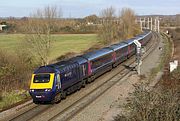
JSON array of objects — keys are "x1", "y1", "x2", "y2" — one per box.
[{"x1": 29, "y1": 30, "x2": 152, "y2": 104}]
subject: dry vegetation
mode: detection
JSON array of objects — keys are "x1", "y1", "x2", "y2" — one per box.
[
  {"x1": 0, "y1": 49, "x2": 37, "y2": 92},
  {"x1": 98, "y1": 7, "x2": 141, "y2": 45},
  {"x1": 23, "y1": 6, "x2": 62, "y2": 65},
  {"x1": 0, "y1": 48, "x2": 37, "y2": 110},
  {"x1": 168, "y1": 28, "x2": 180, "y2": 62},
  {"x1": 114, "y1": 67, "x2": 180, "y2": 121}
]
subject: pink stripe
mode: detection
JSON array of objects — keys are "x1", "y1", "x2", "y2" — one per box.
[
  {"x1": 112, "y1": 52, "x2": 116, "y2": 62},
  {"x1": 88, "y1": 61, "x2": 92, "y2": 76}
]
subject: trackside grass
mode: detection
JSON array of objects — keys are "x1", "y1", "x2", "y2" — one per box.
[
  {"x1": 0, "y1": 90, "x2": 29, "y2": 111},
  {"x1": 148, "y1": 33, "x2": 172, "y2": 81}
]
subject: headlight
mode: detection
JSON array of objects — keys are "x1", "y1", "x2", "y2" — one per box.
[
  {"x1": 30, "y1": 89, "x2": 34, "y2": 92},
  {"x1": 45, "y1": 89, "x2": 51, "y2": 92}
]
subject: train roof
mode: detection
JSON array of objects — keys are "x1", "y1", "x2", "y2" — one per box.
[
  {"x1": 109, "y1": 42, "x2": 128, "y2": 51},
  {"x1": 69, "y1": 56, "x2": 87, "y2": 64},
  {"x1": 81, "y1": 48, "x2": 113, "y2": 60},
  {"x1": 50, "y1": 60, "x2": 79, "y2": 71},
  {"x1": 135, "y1": 31, "x2": 151, "y2": 40},
  {"x1": 135, "y1": 34, "x2": 144, "y2": 41},
  {"x1": 126, "y1": 30, "x2": 151, "y2": 42},
  {"x1": 34, "y1": 60, "x2": 80, "y2": 74},
  {"x1": 34, "y1": 66, "x2": 57, "y2": 74},
  {"x1": 124, "y1": 38, "x2": 136, "y2": 44}
]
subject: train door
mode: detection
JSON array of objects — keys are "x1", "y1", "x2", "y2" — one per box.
[
  {"x1": 55, "y1": 74, "x2": 61, "y2": 91},
  {"x1": 82, "y1": 64, "x2": 86, "y2": 77}
]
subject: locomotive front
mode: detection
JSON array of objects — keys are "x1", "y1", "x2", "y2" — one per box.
[{"x1": 29, "y1": 66, "x2": 61, "y2": 103}]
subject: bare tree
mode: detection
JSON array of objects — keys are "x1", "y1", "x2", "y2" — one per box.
[
  {"x1": 120, "y1": 8, "x2": 140, "y2": 39},
  {"x1": 98, "y1": 6, "x2": 117, "y2": 45},
  {"x1": 176, "y1": 14, "x2": 180, "y2": 26},
  {"x1": 98, "y1": 7, "x2": 140, "y2": 45},
  {"x1": 24, "y1": 6, "x2": 62, "y2": 65}
]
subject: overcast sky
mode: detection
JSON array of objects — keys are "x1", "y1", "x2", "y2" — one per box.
[{"x1": 0, "y1": 0, "x2": 179, "y2": 18}]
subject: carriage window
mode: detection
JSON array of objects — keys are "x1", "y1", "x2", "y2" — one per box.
[{"x1": 92, "y1": 54, "x2": 112, "y2": 69}]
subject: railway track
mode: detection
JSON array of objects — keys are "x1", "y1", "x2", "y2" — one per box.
[
  {"x1": 9, "y1": 105, "x2": 51, "y2": 121},
  {"x1": 4, "y1": 32, "x2": 160, "y2": 121},
  {"x1": 48, "y1": 32, "x2": 160, "y2": 121}
]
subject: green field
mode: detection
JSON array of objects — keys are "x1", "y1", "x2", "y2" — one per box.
[{"x1": 0, "y1": 34, "x2": 98, "y2": 60}]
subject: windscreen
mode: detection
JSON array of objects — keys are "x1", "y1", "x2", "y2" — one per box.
[{"x1": 33, "y1": 74, "x2": 50, "y2": 83}]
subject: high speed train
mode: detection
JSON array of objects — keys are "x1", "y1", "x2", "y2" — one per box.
[{"x1": 29, "y1": 31, "x2": 152, "y2": 103}]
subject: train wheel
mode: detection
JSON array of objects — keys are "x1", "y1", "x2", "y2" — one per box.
[
  {"x1": 61, "y1": 91, "x2": 66, "y2": 99},
  {"x1": 52, "y1": 93, "x2": 61, "y2": 104},
  {"x1": 113, "y1": 63, "x2": 116, "y2": 68},
  {"x1": 91, "y1": 75, "x2": 95, "y2": 82},
  {"x1": 67, "y1": 88, "x2": 71, "y2": 95},
  {"x1": 82, "y1": 80, "x2": 86, "y2": 88},
  {"x1": 109, "y1": 65, "x2": 113, "y2": 71},
  {"x1": 77, "y1": 82, "x2": 81, "y2": 90},
  {"x1": 87, "y1": 77, "x2": 91, "y2": 83}
]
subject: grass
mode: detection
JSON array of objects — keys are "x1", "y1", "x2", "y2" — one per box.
[
  {"x1": 0, "y1": 34, "x2": 24, "y2": 52},
  {"x1": 0, "y1": 90, "x2": 29, "y2": 111},
  {"x1": 0, "y1": 34, "x2": 98, "y2": 61},
  {"x1": 51, "y1": 34, "x2": 97, "y2": 60}
]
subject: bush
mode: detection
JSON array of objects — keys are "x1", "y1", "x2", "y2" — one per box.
[
  {"x1": 0, "y1": 49, "x2": 38, "y2": 92},
  {"x1": 60, "y1": 26, "x2": 75, "y2": 33},
  {"x1": 114, "y1": 68, "x2": 180, "y2": 121}
]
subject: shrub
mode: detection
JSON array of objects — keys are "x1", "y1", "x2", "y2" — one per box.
[
  {"x1": 0, "y1": 49, "x2": 38, "y2": 92},
  {"x1": 114, "y1": 67, "x2": 180, "y2": 121}
]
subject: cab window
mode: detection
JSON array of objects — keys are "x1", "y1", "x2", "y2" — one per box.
[{"x1": 33, "y1": 74, "x2": 50, "y2": 83}]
